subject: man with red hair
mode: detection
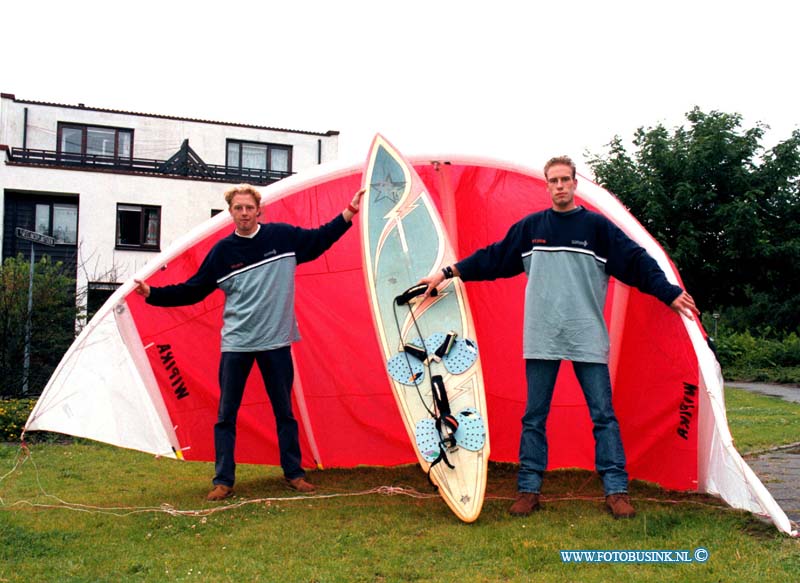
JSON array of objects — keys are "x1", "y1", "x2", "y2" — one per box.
[{"x1": 136, "y1": 183, "x2": 363, "y2": 500}]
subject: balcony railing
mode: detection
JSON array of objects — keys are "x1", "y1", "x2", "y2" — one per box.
[{"x1": 7, "y1": 147, "x2": 293, "y2": 186}]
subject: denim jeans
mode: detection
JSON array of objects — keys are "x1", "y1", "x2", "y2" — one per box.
[
  {"x1": 518, "y1": 359, "x2": 628, "y2": 495},
  {"x1": 213, "y1": 347, "x2": 304, "y2": 487}
]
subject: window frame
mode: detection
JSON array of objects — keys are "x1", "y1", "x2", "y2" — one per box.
[
  {"x1": 57, "y1": 122, "x2": 135, "y2": 161},
  {"x1": 32, "y1": 201, "x2": 79, "y2": 245},
  {"x1": 86, "y1": 281, "x2": 122, "y2": 319},
  {"x1": 115, "y1": 203, "x2": 161, "y2": 251},
  {"x1": 225, "y1": 139, "x2": 292, "y2": 174}
]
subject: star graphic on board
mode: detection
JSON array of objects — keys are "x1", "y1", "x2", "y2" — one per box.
[
  {"x1": 460, "y1": 494, "x2": 472, "y2": 504},
  {"x1": 371, "y1": 170, "x2": 406, "y2": 204}
]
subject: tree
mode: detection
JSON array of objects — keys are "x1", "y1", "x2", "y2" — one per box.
[
  {"x1": 0, "y1": 254, "x2": 80, "y2": 397},
  {"x1": 588, "y1": 108, "x2": 800, "y2": 334}
]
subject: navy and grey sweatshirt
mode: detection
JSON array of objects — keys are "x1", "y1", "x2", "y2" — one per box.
[
  {"x1": 455, "y1": 206, "x2": 683, "y2": 363},
  {"x1": 147, "y1": 214, "x2": 351, "y2": 352}
]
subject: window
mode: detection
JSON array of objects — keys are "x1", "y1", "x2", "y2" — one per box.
[
  {"x1": 87, "y1": 282, "x2": 121, "y2": 319},
  {"x1": 33, "y1": 202, "x2": 78, "y2": 245},
  {"x1": 57, "y1": 123, "x2": 133, "y2": 160},
  {"x1": 35, "y1": 204, "x2": 51, "y2": 235},
  {"x1": 226, "y1": 140, "x2": 291, "y2": 174},
  {"x1": 116, "y1": 204, "x2": 160, "y2": 250}
]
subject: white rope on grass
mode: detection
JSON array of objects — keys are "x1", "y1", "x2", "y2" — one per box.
[
  {"x1": 0, "y1": 443, "x2": 32, "y2": 505},
  {"x1": 0, "y1": 443, "x2": 438, "y2": 517},
  {"x1": 3, "y1": 444, "x2": 741, "y2": 518}
]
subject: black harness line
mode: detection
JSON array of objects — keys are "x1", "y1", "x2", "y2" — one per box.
[
  {"x1": 392, "y1": 284, "x2": 460, "y2": 488},
  {"x1": 392, "y1": 287, "x2": 435, "y2": 417},
  {"x1": 425, "y1": 374, "x2": 459, "y2": 485}
]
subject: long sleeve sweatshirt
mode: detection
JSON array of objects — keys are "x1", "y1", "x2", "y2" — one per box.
[
  {"x1": 146, "y1": 214, "x2": 351, "y2": 352},
  {"x1": 455, "y1": 206, "x2": 682, "y2": 363}
]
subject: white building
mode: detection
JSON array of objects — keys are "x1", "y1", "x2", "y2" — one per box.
[{"x1": 0, "y1": 92, "x2": 339, "y2": 314}]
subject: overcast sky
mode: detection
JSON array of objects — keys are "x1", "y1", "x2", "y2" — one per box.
[{"x1": 4, "y1": 0, "x2": 798, "y2": 177}]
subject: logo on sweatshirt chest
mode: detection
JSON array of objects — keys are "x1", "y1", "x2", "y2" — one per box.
[{"x1": 532, "y1": 238, "x2": 547, "y2": 244}]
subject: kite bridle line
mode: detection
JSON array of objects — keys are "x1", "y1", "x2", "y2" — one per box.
[
  {"x1": 2, "y1": 443, "x2": 737, "y2": 516},
  {"x1": 0, "y1": 441, "x2": 440, "y2": 516}
]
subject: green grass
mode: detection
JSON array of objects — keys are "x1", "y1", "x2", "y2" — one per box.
[
  {"x1": 725, "y1": 387, "x2": 800, "y2": 454},
  {"x1": 1, "y1": 388, "x2": 799, "y2": 582}
]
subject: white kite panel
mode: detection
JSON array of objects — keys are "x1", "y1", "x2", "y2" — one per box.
[{"x1": 25, "y1": 301, "x2": 179, "y2": 458}]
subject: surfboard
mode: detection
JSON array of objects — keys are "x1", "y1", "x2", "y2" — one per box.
[{"x1": 360, "y1": 134, "x2": 490, "y2": 522}]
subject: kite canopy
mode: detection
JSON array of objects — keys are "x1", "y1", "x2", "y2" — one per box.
[{"x1": 26, "y1": 154, "x2": 796, "y2": 536}]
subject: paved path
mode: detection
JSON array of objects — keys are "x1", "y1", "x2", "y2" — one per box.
[
  {"x1": 745, "y1": 445, "x2": 800, "y2": 526},
  {"x1": 727, "y1": 381, "x2": 800, "y2": 404},
  {"x1": 728, "y1": 381, "x2": 800, "y2": 527}
]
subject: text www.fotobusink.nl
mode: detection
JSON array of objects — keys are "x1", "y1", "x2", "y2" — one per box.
[{"x1": 560, "y1": 548, "x2": 709, "y2": 563}]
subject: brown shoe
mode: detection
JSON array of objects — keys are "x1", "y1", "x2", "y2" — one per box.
[
  {"x1": 286, "y1": 476, "x2": 316, "y2": 493},
  {"x1": 206, "y1": 484, "x2": 233, "y2": 501},
  {"x1": 606, "y1": 493, "x2": 636, "y2": 518},
  {"x1": 509, "y1": 492, "x2": 541, "y2": 516}
]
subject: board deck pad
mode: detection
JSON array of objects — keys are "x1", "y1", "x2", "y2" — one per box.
[
  {"x1": 415, "y1": 408, "x2": 486, "y2": 462},
  {"x1": 387, "y1": 352, "x2": 425, "y2": 385},
  {"x1": 423, "y1": 333, "x2": 479, "y2": 375},
  {"x1": 360, "y1": 134, "x2": 490, "y2": 522}
]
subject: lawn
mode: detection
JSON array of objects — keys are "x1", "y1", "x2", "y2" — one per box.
[
  {"x1": 724, "y1": 386, "x2": 800, "y2": 454},
  {"x1": 0, "y1": 386, "x2": 798, "y2": 582}
]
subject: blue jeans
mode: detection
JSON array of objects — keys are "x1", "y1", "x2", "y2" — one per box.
[
  {"x1": 518, "y1": 359, "x2": 628, "y2": 495},
  {"x1": 213, "y1": 347, "x2": 305, "y2": 487}
]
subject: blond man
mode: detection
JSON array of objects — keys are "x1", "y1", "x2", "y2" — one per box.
[{"x1": 136, "y1": 184, "x2": 363, "y2": 499}]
